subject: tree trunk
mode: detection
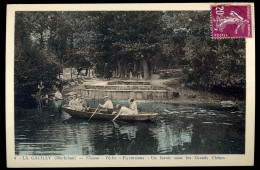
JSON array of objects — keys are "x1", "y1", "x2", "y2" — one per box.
[
  {"x1": 39, "y1": 31, "x2": 44, "y2": 50},
  {"x1": 117, "y1": 60, "x2": 122, "y2": 78},
  {"x1": 150, "y1": 66, "x2": 153, "y2": 78},
  {"x1": 133, "y1": 61, "x2": 137, "y2": 78},
  {"x1": 115, "y1": 68, "x2": 117, "y2": 78},
  {"x1": 70, "y1": 67, "x2": 72, "y2": 79},
  {"x1": 129, "y1": 71, "x2": 133, "y2": 79},
  {"x1": 125, "y1": 63, "x2": 128, "y2": 78},
  {"x1": 122, "y1": 62, "x2": 127, "y2": 78},
  {"x1": 142, "y1": 58, "x2": 150, "y2": 80},
  {"x1": 139, "y1": 63, "x2": 143, "y2": 79}
]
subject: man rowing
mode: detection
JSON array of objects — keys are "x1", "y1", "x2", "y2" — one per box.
[{"x1": 99, "y1": 96, "x2": 114, "y2": 114}]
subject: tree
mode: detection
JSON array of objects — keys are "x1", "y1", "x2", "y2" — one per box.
[
  {"x1": 14, "y1": 11, "x2": 246, "y2": 98},
  {"x1": 163, "y1": 11, "x2": 245, "y2": 97},
  {"x1": 92, "y1": 11, "x2": 165, "y2": 79},
  {"x1": 15, "y1": 12, "x2": 62, "y2": 97},
  {"x1": 14, "y1": 48, "x2": 61, "y2": 96}
]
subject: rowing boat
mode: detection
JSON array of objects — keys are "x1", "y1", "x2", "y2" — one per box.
[{"x1": 61, "y1": 106, "x2": 158, "y2": 122}]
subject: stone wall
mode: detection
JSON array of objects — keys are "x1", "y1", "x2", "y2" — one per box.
[
  {"x1": 78, "y1": 80, "x2": 173, "y2": 100},
  {"x1": 85, "y1": 85, "x2": 166, "y2": 90},
  {"x1": 78, "y1": 89, "x2": 169, "y2": 100}
]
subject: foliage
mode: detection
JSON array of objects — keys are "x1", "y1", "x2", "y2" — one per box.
[
  {"x1": 15, "y1": 12, "x2": 63, "y2": 96},
  {"x1": 164, "y1": 11, "x2": 245, "y2": 97},
  {"x1": 183, "y1": 38, "x2": 245, "y2": 97},
  {"x1": 14, "y1": 11, "x2": 246, "y2": 98},
  {"x1": 14, "y1": 48, "x2": 61, "y2": 96}
]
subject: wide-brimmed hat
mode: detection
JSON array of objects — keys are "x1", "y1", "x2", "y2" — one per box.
[{"x1": 103, "y1": 96, "x2": 109, "y2": 99}]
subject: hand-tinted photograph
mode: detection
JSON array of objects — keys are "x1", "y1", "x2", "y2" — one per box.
[{"x1": 14, "y1": 10, "x2": 246, "y2": 156}]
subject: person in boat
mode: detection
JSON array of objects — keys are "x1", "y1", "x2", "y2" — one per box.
[
  {"x1": 39, "y1": 93, "x2": 49, "y2": 104},
  {"x1": 81, "y1": 101, "x2": 90, "y2": 111},
  {"x1": 113, "y1": 104, "x2": 138, "y2": 121},
  {"x1": 68, "y1": 94, "x2": 78, "y2": 110},
  {"x1": 54, "y1": 88, "x2": 63, "y2": 100},
  {"x1": 74, "y1": 94, "x2": 84, "y2": 111},
  {"x1": 128, "y1": 98, "x2": 138, "y2": 115},
  {"x1": 68, "y1": 94, "x2": 84, "y2": 111},
  {"x1": 55, "y1": 81, "x2": 63, "y2": 93},
  {"x1": 99, "y1": 96, "x2": 114, "y2": 114},
  {"x1": 53, "y1": 88, "x2": 63, "y2": 111},
  {"x1": 77, "y1": 95, "x2": 90, "y2": 111}
]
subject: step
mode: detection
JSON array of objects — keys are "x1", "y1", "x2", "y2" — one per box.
[
  {"x1": 78, "y1": 89, "x2": 169, "y2": 100},
  {"x1": 84, "y1": 84, "x2": 166, "y2": 90},
  {"x1": 107, "y1": 80, "x2": 151, "y2": 85},
  {"x1": 84, "y1": 89, "x2": 167, "y2": 92}
]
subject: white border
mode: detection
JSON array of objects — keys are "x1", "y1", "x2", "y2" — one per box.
[{"x1": 6, "y1": 3, "x2": 255, "y2": 167}]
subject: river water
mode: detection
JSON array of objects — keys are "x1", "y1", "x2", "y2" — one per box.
[{"x1": 15, "y1": 99, "x2": 245, "y2": 155}]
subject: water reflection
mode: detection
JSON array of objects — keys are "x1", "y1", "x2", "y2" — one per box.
[
  {"x1": 149, "y1": 118, "x2": 193, "y2": 154},
  {"x1": 15, "y1": 99, "x2": 245, "y2": 155}
]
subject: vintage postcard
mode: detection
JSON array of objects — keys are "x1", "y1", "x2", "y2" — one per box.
[{"x1": 6, "y1": 3, "x2": 255, "y2": 167}]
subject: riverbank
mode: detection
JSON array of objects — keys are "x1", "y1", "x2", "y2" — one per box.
[{"x1": 61, "y1": 75, "x2": 245, "y2": 105}]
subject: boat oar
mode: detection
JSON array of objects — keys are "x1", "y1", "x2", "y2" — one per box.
[
  {"x1": 111, "y1": 119, "x2": 119, "y2": 128},
  {"x1": 87, "y1": 105, "x2": 99, "y2": 123},
  {"x1": 112, "y1": 112, "x2": 120, "y2": 122}
]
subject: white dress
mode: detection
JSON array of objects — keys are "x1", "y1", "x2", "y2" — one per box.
[
  {"x1": 120, "y1": 106, "x2": 135, "y2": 115},
  {"x1": 129, "y1": 101, "x2": 138, "y2": 115}
]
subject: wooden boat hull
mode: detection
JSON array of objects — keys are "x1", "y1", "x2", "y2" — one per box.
[{"x1": 61, "y1": 106, "x2": 158, "y2": 121}]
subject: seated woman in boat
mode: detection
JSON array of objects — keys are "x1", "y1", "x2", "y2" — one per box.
[
  {"x1": 113, "y1": 104, "x2": 138, "y2": 121},
  {"x1": 75, "y1": 95, "x2": 83, "y2": 111},
  {"x1": 68, "y1": 94, "x2": 83, "y2": 111},
  {"x1": 68, "y1": 94, "x2": 78, "y2": 110},
  {"x1": 81, "y1": 102, "x2": 90, "y2": 111},
  {"x1": 78, "y1": 95, "x2": 90, "y2": 111},
  {"x1": 128, "y1": 98, "x2": 138, "y2": 115},
  {"x1": 119, "y1": 104, "x2": 137, "y2": 115}
]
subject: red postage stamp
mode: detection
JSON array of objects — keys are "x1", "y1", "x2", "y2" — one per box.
[{"x1": 211, "y1": 5, "x2": 252, "y2": 38}]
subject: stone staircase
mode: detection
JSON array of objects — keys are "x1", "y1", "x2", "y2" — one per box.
[
  {"x1": 107, "y1": 80, "x2": 151, "y2": 85},
  {"x1": 84, "y1": 85, "x2": 166, "y2": 90},
  {"x1": 79, "y1": 80, "x2": 171, "y2": 100}
]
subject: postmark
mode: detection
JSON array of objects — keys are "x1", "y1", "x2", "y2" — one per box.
[{"x1": 211, "y1": 5, "x2": 252, "y2": 38}]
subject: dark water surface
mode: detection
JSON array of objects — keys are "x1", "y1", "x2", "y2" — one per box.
[{"x1": 15, "y1": 99, "x2": 245, "y2": 155}]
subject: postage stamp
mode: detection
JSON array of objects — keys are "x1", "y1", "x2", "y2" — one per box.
[{"x1": 211, "y1": 5, "x2": 252, "y2": 38}]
